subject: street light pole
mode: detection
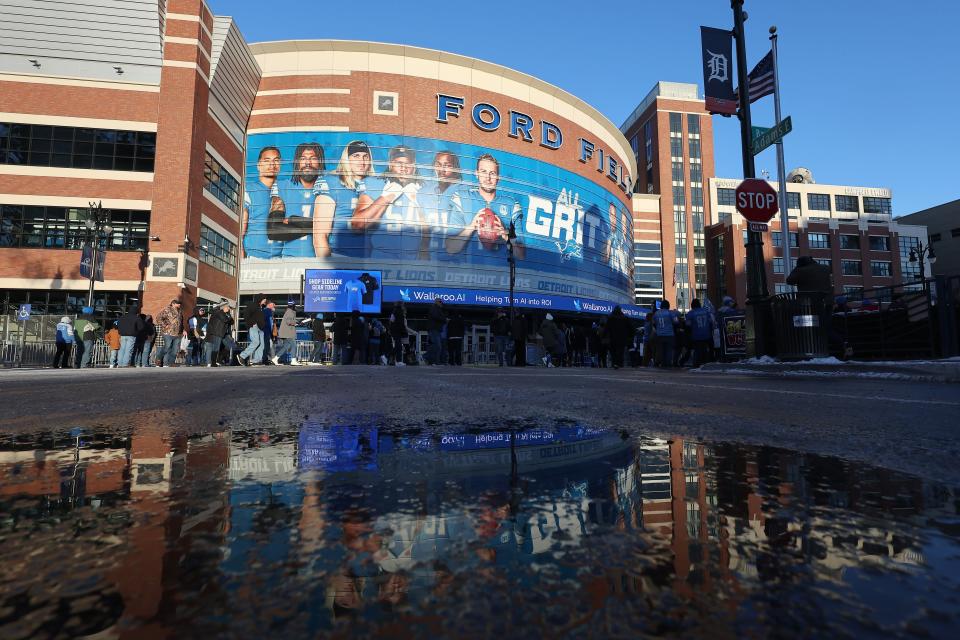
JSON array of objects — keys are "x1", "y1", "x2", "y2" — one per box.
[
  {"x1": 732, "y1": 0, "x2": 773, "y2": 356},
  {"x1": 909, "y1": 242, "x2": 936, "y2": 282},
  {"x1": 84, "y1": 201, "x2": 113, "y2": 309}
]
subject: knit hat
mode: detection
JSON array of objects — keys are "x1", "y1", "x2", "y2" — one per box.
[
  {"x1": 60, "y1": 316, "x2": 70, "y2": 323},
  {"x1": 545, "y1": 313, "x2": 554, "y2": 321}
]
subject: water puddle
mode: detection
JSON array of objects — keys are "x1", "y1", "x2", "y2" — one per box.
[{"x1": 1, "y1": 420, "x2": 958, "y2": 638}]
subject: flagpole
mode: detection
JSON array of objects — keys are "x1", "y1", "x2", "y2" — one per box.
[
  {"x1": 770, "y1": 26, "x2": 792, "y2": 289},
  {"x1": 732, "y1": 0, "x2": 773, "y2": 357}
]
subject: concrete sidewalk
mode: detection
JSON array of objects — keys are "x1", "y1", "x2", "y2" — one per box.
[{"x1": 698, "y1": 357, "x2": 960, "y2": 383}]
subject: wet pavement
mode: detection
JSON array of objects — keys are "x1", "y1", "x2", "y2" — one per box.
[{"x1": 2, "y1": 412, "x2": 959, "y2": 638}]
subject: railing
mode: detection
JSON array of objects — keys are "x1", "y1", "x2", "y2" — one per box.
[{"x1": 831, "y1": 280, "x2": 938, "y2": 360}]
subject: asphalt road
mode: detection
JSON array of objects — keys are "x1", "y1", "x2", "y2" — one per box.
[{"x1": 2, "y1": 365, "x2": 957, "y2": 484}]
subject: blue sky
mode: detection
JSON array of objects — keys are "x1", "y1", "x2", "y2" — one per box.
[{"x1": 208, "y1": 0, "x2": 958, "y2": 216}]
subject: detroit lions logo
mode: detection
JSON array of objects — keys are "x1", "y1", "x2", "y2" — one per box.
[
  {"x1": 573, "y1": 299, "x2": 582, "y2": 312},
  {"x1": 555, "y1": 238, "x2": 583, "y2": 261},
  {"x1": 399, "y1": 289, "x2": 411, "y2": 302}
]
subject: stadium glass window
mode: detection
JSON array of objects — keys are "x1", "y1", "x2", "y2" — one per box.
[
  {"x1": 868, "y1": 236, "x2": 890, "y2": 251},
  {"x1": 689, "y1": 163, "x2": 702, "y2": 184},
  {"x1": 834, "y1": 195, "x2": 859, "y2": 213},
  {"x1": 863, "y1": 197, "x2": 892, "y2": 215},
  {"x1": 670, "y1": 137, "x2": 683, "y2": 159},
  {"x1": 671, "y1": 161, "x2": 684, "y2": 183},
  {"x1": 0, "y1": 122, "x2": 155, "y2": 172},
  {"x1": 633, "y1": 242, "x2": 661, "y2": 259},
  {"x1": 200, "y1": 224, "x2": 237, "y2": 276},
  {"x1": 688, "y1": 137, "x2": 701, "y2": 159},
  {"x1": 841, "y1": 260, "x2": 862, "y2": 275},
  {"x1": 807, "y1": 193, "x2": 830, "y2": 211},
  {"x1": 930, "y1": 233, "x2": 941, "y2": 242},
  {"x1": 808, "y1": 233, "x2": 830, "y2": 249},
  {"x1": 203, "y1": 153, "x2": 241, "y2": 214},
  {"x1": 0, "y1": 204, "x2": 148, "y2": 250},
  {"x1": 870, "y1": 261, "x2": 892, "y2": 277},
  {"x1": 840, "y1": 234, "x2": 859, "y2": 250},
  {"x1": 717, "y1": 188, "x2": 736, "y2": 206},
  {"x1": 787, "y1": 192, "x2": 800, "y2": 210},
  {"x1": 687, "y1": 114, "x2": 700, "y2": 135}
]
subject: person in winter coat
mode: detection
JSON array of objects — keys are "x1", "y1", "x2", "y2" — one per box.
[
  {"x1": 332, "y1": 313, "x2": 351, "y2": 365},
  {"x1": 786, "y1": 255, "x2": 833, "y2": 297},
  {"x1": 117, "y1": 307, "x2": 144, "y2": 367},
  {"x1": 539, "y1": 313, "x2": 563, "y2": 367},
  {"x1": 53, "y1": 316, "x2": 74, "y2": 369},
  {"x1": 238, "y1": 295, "x2": 267, "y2": 366},
  {"x1": 427, "y1": 298, "x2": 446, "y2": 365},
  {"x1": 154, "y1": 299, "x2": 185, "y2": 367},
  {"x1": 491, "y1": 308, "x2": 511, "y2": 367},
  {"x1": 204, "y1": 300, "x2": 234, "y2": 366},
  {"x1": 308, "y1": 314, "x2": 327, "y2": 364},
  {"x1": 447, "y1": 311, "x2": 466, "y2": 366},
  {"x1": 105, "y1": 321, "x2": 122, "y2": 368},
  {"x1": 135, "y1": 315, "x2": 156, "y2": 367},
  {"x1": 72, "y1": 306, "x2": 101, "y2": 368},
  {"x1": 389, "y1": 302, "x2": 411, "y2": 367},
  {"x1": 606, "y1": 306, "x2": 632, "y2": 369},
  {"x1": 349, "y1": 310, "x2": 368, "y2": 365},
  {"x1": 187, "y1": 307, "x2": 207, "y2": 366},
  {"x1": 274, "y1": 301, "x2": 300, "y2": 365}
]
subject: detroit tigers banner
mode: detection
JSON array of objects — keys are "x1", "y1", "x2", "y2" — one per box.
[
  {"x1": 241, "y1": 132, "x2": 634, "y2": 305},
  {"x1": 700, "y1": 26, "x2": 737, "y2": 116}
]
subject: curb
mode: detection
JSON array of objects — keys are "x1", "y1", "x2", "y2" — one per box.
[{"x1": 697, "y1": 362, "x2": 960, "y2": 384}]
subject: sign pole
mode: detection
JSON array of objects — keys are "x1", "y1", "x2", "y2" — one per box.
[
  {"x1": 732, "y1": 0, "x2": 773, "y2": 356},
  {"x1": 770, "y1": 26, "x2": 793, "y2": 288}
]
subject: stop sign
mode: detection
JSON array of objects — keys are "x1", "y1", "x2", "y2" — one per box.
[{"x1": 735, "y1": 179, "x2": 779, "y2": 223}]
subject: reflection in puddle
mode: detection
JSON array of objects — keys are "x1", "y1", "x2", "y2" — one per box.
[{"x1": 1, "y1": 420, "x2": 958, "y2": 638}]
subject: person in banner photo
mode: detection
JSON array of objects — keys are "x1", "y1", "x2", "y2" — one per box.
[
  {"x1": 278, "y1": 142, "x2": 336, "y2": 258},
  {"x1": 604, "y1": 202, "x2": 629, "y2": 277},
  {"x1": 350, "y1": 145, "x2": 429, "y2": 261},
  {"x1": 242, "y1": 147, "x2": 284, "y2": 259},
  {"x1": 326, "y1": 140, "x2": 383, "y2": 258},
  {"x1": 420, "y1": 150, "x2": 466, "y2": 260},
  {"x1": 445, "y1": 153, "x2": 524, "y2": 262}
]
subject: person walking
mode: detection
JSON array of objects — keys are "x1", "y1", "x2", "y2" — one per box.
[
  {"x1": 389, "y1": 302, "x2": 410, "y2": 367},
  {"x1": 72, "y1": 306, "x2": 101, "y2": 369},
  {"x1": 447, "y1": 311, "x2": 465, "y2": 366},
  {"x1": 368, "y1": 317, "x2": 384, "y2": 365},
  {"x1": 204, "y1": 300, "x2": 234, "y2": 366},
  {"x1": 105, "y1": 321, "x2": 121, "y2": 368},
  {"x1": 641, "y1": 312, "x2": 655, "y2": 368},
  {"x1": 135, "y1": 314, "x2": 155, "y2": 367},
  {"x1": 685, "y1": 299, "x2": 715, "y2": 367},
  {"x1": 187, "y1": 307, "x2": 207, "y2": 366},
  {"x1": 274, "y1": 300, "x2": 300, "y2": 365},
  {"x1": 597, "y1": 320, "x2": 609, "y2": 368},
  {"x1": 539, "y1": 313, "x2": 563, "y2": 368},
  {"x1": 117, "y1": 307, "x2": 144, "y2": 367},
  {"x1": 653, "y1": 301, "x2": 679, "y2": 368},
  {"x1": 332, "y1": 312, "x2": 350, "y2": 365},
  {"x1": 606, "y1": 306, "x2": 631, "y2": 369},
  {"x1": 427, "y1": 298, "x2": 446, "y2": 365},
  {"x1": 349, "y1": 310, "x2": 368, "y2": 365},
  {"x1": 510, "y1": 312, "x2": 527, "y2": 366},
  {"x1": 308, "y1": 314, "x2": 327, "y2": 365},
  {"x1": 154, "y1": 299, "x2": 185, "y2": 367},
  {"x1": 53, "y1": 316, "x2": 74, "y2": 369},
  {"x1": 262, "y1": 300, "x2": 277, "y2": 365},
  {"x1": 238, "y1": 295, "x2": 267, "y2": 366},
  {"x1": 492, "y1": 308, "x2": 510, "y2": 367}
]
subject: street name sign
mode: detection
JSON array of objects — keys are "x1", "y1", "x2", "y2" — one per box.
[{"x1": 751, "y1": 116, "x2": 792, "y2": 155}]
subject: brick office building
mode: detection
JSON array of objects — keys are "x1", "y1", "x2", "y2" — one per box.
[
  {"x1": 620, "y1": 82, "x2": 717, "y2": 311},
  {"x1": 0, "y1": 0, "x2": 259, "y2": 336},
  {"x1": 705, "y1": 176, "x2": 931, "y2": 304}
]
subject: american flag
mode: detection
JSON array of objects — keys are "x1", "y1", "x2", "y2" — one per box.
[{"x1": 736, "y1": 51, "x2": 775, "y2": 105}]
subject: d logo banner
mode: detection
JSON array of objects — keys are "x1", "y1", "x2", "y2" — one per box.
[{"x1": 700, "y1": 27, "x2": 737, "y2": 115}]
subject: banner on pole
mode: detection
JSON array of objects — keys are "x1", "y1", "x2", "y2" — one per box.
[
  {"x1": 80, "y1": 244, "x2": 105, "y2": 282},
  {"x1": 700, "y1": 27, "x2": 737, "y2": 115}
]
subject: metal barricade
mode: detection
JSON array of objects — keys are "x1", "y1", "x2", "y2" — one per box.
[{"x1": 770, "y1": 292, "x2": 830, "y2": 360}]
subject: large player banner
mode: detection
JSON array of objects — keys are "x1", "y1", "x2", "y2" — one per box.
[{"x1": 241, "y1": 132, "x2": 634, "y2": 304}]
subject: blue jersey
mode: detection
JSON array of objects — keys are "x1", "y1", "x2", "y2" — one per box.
[
  {"x1": 450, "y1": 187, "x2": 522, "y2": 263},
  {"x1": 278, "y1": 178, "x2": 331, "y2": 258},
  {"x1": 685, "y1": 307, "x2": 714, "y2": 341},
  {"x1": 343, "y1": 278, "x2": 365, "y2": 311},
  {"x1": 653, "y1": 309, "x2": 678, "y2": 337},
  {"x1": 369, "y1": 180, "x2": 425, "y2": 261},
  {"x1": 420, "y1": 181, "x2": 466, "y2": 260},
  {"x1": 243, "y1": 179, "x2": 282, "y2": 259},
  {"x1": 327, "y1": 175, "x2": 382, "y2": 258}
]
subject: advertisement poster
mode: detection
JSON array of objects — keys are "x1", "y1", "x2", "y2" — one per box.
[
  {"x1": 304, "y1": 269, "x2": 381, "y2": 314},
  {"x1": 721, "y1": 314, "x2": 747, "y2": 358},
  {"x1": 241, "y1": 132, "x2": 633, "y2": 305}
]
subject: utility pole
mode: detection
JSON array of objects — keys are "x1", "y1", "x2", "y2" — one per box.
[{"x1": 732, "y1": 0, "x2": 773, "y2": 356}]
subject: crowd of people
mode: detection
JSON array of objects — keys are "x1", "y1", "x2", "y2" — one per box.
[{"x1": 49, "y1": 292, "x2": 744, "y2": 370}]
